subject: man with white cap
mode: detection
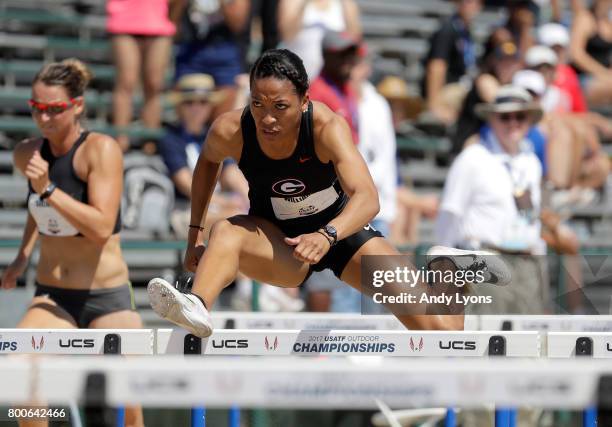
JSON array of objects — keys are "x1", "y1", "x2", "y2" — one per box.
[
  {"x1": 436, "y1": 85, "x2": 548, "y2": 314},
  {"x1": 537, "y1": 23, "x2": 588, "y2": 113},
  {"x1": 525, "y1": 44, "x2": 572, "y2": 112}
]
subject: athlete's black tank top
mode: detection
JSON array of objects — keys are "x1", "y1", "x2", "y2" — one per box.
[
  {"x1": 239, "y1": 102, "x2": 348, "y2": 237},
  {"x1": 27, "y1": 131, "x2": 121, "y2": 236}
]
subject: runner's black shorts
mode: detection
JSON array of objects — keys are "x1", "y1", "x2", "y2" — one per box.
[{"x1": 290, "y1": 223, "x2": 383, "y2": 282}]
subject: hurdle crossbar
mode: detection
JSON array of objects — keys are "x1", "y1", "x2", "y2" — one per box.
[
  {"x1": 1, "y1": 356, "x2": 611, "y2": 410},
  {"x1": 157, "y1": 329, "x2": 540, "y2": 357},
  {"x1": 0, "y1": 329, "x2": 154, "y2": 355}
]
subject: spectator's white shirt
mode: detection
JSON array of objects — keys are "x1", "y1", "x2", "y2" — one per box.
[
  {"x1": 436, "y1": 133, "x2": 543, "y2": 253},
  {"x1": 357, "y1": 81, "x2": 397, "y2": 224},
  {"x1": 541, "y1": 85, "x2": 572, "y2": 113},
  {"x1": 280, "y1": 0, "x2": 345, "y2": 80}
]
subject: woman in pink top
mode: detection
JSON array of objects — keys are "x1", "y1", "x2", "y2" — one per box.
[{"x1": 107, "y1": 0, "x2": 177, "y2": 151}]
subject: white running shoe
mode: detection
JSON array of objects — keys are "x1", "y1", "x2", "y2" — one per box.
[
  {"x1": 147, "y1": 277, "x2": 213, "y2": 338},
  {"x1": 426, "y1": 246, "x2": 512, "y2": 286}
]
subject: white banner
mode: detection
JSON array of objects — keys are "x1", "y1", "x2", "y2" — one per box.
[
  {"x1": 548, "y1": 332, "x2": 612, "y2": 358},
  {"x1": 157, "y1": 329, "x2": 539, "y2": 357},
  {"x1": 480, "y1": 315, "x2": 612, "y2": 332},
  {"x1": 0, "y1": 329, "x2": 153, "y2": 355},
  {"x1": 16, "y1": 356, "x2": 605, "y2": 409}
]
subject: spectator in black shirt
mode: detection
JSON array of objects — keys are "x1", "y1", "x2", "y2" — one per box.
[{"x1": 422, "y1": 0, "x2": 482, "y2": 124}]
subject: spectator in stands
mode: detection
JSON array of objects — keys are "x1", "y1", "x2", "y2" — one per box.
[
  {"x1": 525, "y1": 45, "x2": 571, "y2": 112},
  {"x1": 538, "y1": 23, "x2": 588, "y2": 113},
  {"x1": 512, "y1": 70, "x2": 587, "y2": 314},
  {"x1": 107, "y1": 0, "x2": 177, "y2": 151},
  {"x1": 240, "y1": 0, "x2": 280, "y2": 60},
  {"x1": 569, "y1": 0, "x2": 612, "y2": 107},
  {"x1": 504, "y1": 0, "x2": 538, "y2": 55},
  {"x1": 310, "y1": 30, "x2": 361, "y2": 145},
  {"x1": 326, "y1": 44, "x2": 398, "y2": 313},
  {"x1": 303, "y1": 30, "x2": 361, "y2": 311},
  {"x1": 173, "y1": 0, "x2": 251, "y2": 117},
  {"x1": 453, "y1": 33, "x2": 522, "y2": 156},
  {"x1": 376, "y1": 76, "x2": 424, "y2": 130},
  {"x1": 1, "y1": 59, "x2": 144, "y2": 426},
  {"x1": 524, "y1": 45, "x2": 610, "y2": 195},
  {"x1": 158, "y1": 74, "x2": 249, "y2": 239},
  {"x1": 422, "y1": 0, "x2": 482, "y2": 125},
  {"x1": 436, "y1": 85, "x2": 549, "y2": 313},
  {"x1": 376, "y1": 76, "x2": 439, "y2": 246},
  {"x1": 278, "y1": 0, "x2": 361, "y2": 81}
]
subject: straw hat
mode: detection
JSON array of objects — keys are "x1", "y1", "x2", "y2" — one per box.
[
  {"x1": 376, "y1": 76, "x2": 424, "y2": 118},
  {"x1": 475, "y1": 85, "x2": 543, "y2": 123},
  {"x1": 168, "y1": 74, "x2": 224, "y2": 105}
]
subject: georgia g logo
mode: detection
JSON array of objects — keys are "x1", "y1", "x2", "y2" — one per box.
[{"x1": 272, "y1": 179, "x2": 306, "y2": 196}]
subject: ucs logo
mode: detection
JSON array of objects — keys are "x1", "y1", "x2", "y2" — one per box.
[
  {"x1": 607, "y1": 343, "x2": 612, "y2": 352},
  {"x1": 265, "y1": 336, "x2": 279, "y2": 351},
  {"x1": 212, "y1": 339, "x2": 249, "y2": 349},
  {"x1": 409, "y1": 337, "x2": 424, "y2": 352},
  {"x1": 438, "y1": 340, "x2": 477, "y2": 351},
  {"x1": 32, "y1": 336, "x2": 44, "y2": 351},
  {"x1": 59, "y1": 339, "x2": 95, "y2": 348}
]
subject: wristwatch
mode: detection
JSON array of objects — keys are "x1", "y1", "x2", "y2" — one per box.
[
  {"x1": 321, "y1": 225, "x2": 338, "y2": 246},
  {"x1": 39, "y1": 182, "x2": 57, "y2": 200}
]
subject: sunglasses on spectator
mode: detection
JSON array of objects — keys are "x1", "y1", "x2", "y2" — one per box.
[
  {"x1": 181, "y1": 99, "x2": 210, "y2": 106},
  {"x1": 28, "y1": 99, "x2": 78, "y2": 115},
  {"x1": 498, "y1": 112, "x2": 528, "y2": 123}
]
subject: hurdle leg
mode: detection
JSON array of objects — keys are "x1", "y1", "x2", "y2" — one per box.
[
  {"x1": 191, "y1": 407, "x2": 205, "y2": 427},
  {"x1": 229, "y1": 406, "x2": 240, "y2": 427},
  {"x1": 583, "y1": 406, "x2": 597, "y2": 427},
  {"x1": 495, "y1": 409, "x2": 511, "y2": 427},
  {"x1": 116, "y1": 407, "x2": 125, "y2": 427},
  {"x1": 444, "y1": 408, "x2": 456, "y2": 427},
  {"x1": 508, "y1": 408, "x2": 517, "y2": 427}
]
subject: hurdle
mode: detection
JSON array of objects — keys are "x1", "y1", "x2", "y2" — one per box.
[
  {"x1": 480, "y1": 315, "x2": 612, "y2": 332},
  {"x1": 155, "y1": 329, "x2": 539, "y2": 427},
  {"x1": 0, "y1": 329, "x2": 153, "y2": 426},
  {"x1": 157, "y1": 329, "x2": 539, "y2": 357},
  {"x1": 210, "y1": 311, "x2": 481, "y2": 331},
  {"x1": 2, "y1": 321, "x2": 611, "y2": 426},
  {"x1": 548, "y1": 332, "x2": 612, "y2": 427},
  {"x1": 1, "y1": 357, "x2": 612, "y2": 421}
]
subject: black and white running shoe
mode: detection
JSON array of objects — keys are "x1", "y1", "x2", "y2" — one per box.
[{"x1": 426, "y1": 246, "x2": 511, "y2": 286}]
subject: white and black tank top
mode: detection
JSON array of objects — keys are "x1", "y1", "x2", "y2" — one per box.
[
  {"x1": 27, "y1": 131, "x2": 121, "y2": 236},
  {"x1": 239, "y1": 102, "x2": 348, "y2": 236}
]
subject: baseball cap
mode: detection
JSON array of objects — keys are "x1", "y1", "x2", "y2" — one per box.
[
  {"x1": 512, "y1": 69, "x2": 546, "y2": 97},
  {"x1": 537, "y1": 23, "x2": 570, "y2": 47},
  {"x1": 494, "y1": 41, "x2": 520, "y2": 59},
  {"x1": 322, "y1": 30, "x2": 360, "y2": 53},
  {"x1": 169, "y1": 74, "x2": 223, "y2": 105},
  {"x1": 525, "y1": 45, "x2": 558, "y2": 67}
]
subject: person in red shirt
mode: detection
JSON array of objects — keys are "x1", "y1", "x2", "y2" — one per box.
[
  {"x1": 538, "y1": 23, "x2": 587, "y2": 113},
  {"x1": 309, "y1": 30, "x2": 361, "y2": 144}
]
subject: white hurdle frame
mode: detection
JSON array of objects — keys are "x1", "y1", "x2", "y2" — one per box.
[
  {"x1": 0, "y1": 356, "x2": 609, "y2": 410},
  {"x1": 157, "y1": 329, "x2": 539, "y2": 357}
]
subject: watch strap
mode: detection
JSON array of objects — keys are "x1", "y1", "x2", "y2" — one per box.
[
  {"x1": 316, "y1": 230, "x2": 334, "y2": 246},
  {"x1": 39, "y1": 182, "x2": 57, "y2": 200}
]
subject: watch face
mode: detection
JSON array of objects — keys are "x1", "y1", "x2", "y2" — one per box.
[{"x1": 325, "y1": 225, "x2": 337, "y2": 238}]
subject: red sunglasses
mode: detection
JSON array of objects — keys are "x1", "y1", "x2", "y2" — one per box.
[{"x1": 28, "y1": 98, "x2": 78, "y2": 115}]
